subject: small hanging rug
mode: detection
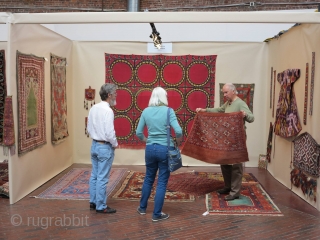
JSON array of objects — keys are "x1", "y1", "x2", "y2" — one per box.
[
  {"x1": 206, "y1": 183, "x2": 283, "y2": 216},
  {"x1": 112, "y1": 171, "x2": 195, "y2": 202},
  {"x1": 33, "y1": 168, "x2": 128, "y2": 200}
]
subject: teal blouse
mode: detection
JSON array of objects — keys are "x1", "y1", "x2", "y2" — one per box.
[{"x1": 136, "y1": 106, "x2": 183, "y2": 147}]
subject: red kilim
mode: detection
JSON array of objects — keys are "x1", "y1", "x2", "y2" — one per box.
[
  {"x1": 51, "y1": 53, "x2": 69, "y2": 144},
  {"x1": 105, "y1": 54, "x2": 216, "y2": 149},
  {"x1": 181, "y1": 112, "x2": 248, "y2": 164},
  {"x1": 17, "y1": 51, "x2": 46, "y2": 155}
]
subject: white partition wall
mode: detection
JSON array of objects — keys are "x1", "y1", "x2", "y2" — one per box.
[
  {"x1": 7, "y1": 24, "x2": 73, "y2": 204},
  {"x1": 267, "y1": 23, "x2": 320, "y2": 210},
  {"x1": 72, "y1": 41, "x2": 268, "y2": 167}
]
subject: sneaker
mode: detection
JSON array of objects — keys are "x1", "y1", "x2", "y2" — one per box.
[
  {"x1": 152, "y1": 212, "x2": 170, "y2": 222},
  {"x1": 96, "y1": 206, "x2": 116, "y2": 214},
  {"x1": 90, "y1": 203, "x2": 96, "y2": 210},
  {"x1": 137, "y1": 207, "x2": 146, "y2": 215}
]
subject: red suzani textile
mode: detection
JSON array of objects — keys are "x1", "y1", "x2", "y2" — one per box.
[
  {"x1": 274, "y1": 69, "x2": 301, "y2": 138},
  {"x1": 17, "y1": 51, "x2": 46, "y2": 155},
  {"x1": 0, "y1": 50, "x2": 7, "y2": 145},
  {"x1": 293, "y1": 132, "x2": 320, "y2": 178},
  {"x1": 220, "y1": 83, "x2": 255, "y2": 112},
  {"x1": 51, "y1": 53, "x2": 69, "y2": 144},
  {"x1": 181, "y1": 112, "x2": 248, "y2": 164},
  {"x1": 105, "y1": 54, "x2": 216, "y2": 149}
]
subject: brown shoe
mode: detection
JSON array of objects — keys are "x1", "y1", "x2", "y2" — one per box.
[
  {"x1": 224, "y1": 195, "x2": 240, "y2": 201},
  {"x1": 96, "y1": 206, "x2": 116, "y2": 214}
]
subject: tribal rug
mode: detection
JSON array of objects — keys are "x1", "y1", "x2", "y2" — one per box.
[
  {"x1": 181, "y1": 112, "x2": 249, "y2": 164},
  {"x1": 51, "y1": 53, "x2": 69, "y2": 144},
  {"x1": 3, "y1": 96, "x2": 15, "y2": 155},
  {"x1": 219, "y1": 83, "x2": 255, "y2": 112},
  {"x1": 0, "y1": 182, "x2": 9, "y2": 198},
  {"x1": 0, "y1": 50, "x2": 7, "y2": 145},
  {"x1": 0, "y1": 161, "x2": 8, "y2": 186},
  {"x1": 105, "y1": 54, "x2": 217, "y2": 148},
  {"x1": 112, "y1": 171, "x2": 194, "y2": 202},
  {"x1": 206, "y1": 183, "x2": 283, "y2": 216},
  {"x1": 167, "y1": 171, "x2": 257, "y2": 196},
  {"x1": 16, "y1": 51, "x2": 46, "y2": 155},
  {"x1": 293, "y1": 132, "x2": 320, "y2": 178},
  {"x1": 34, "y1": 168, "x2": 128, "y2": 200}
]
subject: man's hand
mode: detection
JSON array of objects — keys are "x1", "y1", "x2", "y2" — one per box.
[
  {"x1": 196, "y1": 108, "x2": 206, "y2": 113},
  {"x1": 241, "y1": 110, "x2": 246, "y2": 118}
]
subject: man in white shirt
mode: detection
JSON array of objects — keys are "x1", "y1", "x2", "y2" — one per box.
[{"x1": 87, "y1": 83, "x2": 118, "y2": 213}]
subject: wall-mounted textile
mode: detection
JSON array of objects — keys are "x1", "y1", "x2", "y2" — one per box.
[
  {"x1": 3, "y1": 96, "x2": 15, "y2": 155},
  {"x1": 50, "y1": 53, "x2": 69, "y2": 144},
  {"x1": 274, "y1": 69, "x2": 301, "y2": 138},
  {"x1": 266, "y1": 122, "x2": 273, "y2": 163},
  {"x1": 17, "y1": 51, "x2": 46, "y2": 155},
  {"x1": 270, "y1": 67, "x2": 273, "y2": 109},
  {"x1": 309, "y1": 52, "x2": 315, "y2": 115},
  {"x1": 0, "y1": 50, "x2": 7, "y2": 145},
  {"x1": 181, "y1": 112, "x2": 249, "y2": 164},
  {"x1": 293, "y1": 132, "x2": 320, "y2": 178},
  {"x1": 105, "y1": 54, "x2": 216, "y2": 149},
  {"x1": 303, "y1": 63, "x2": 308, "y2": 125},
  {"x1": 290, "y1": 168, "x2": 317, "y2": 202},
  {"x1": 219, "y1": 83, "x2": 255, "y2": 112},
  {"x1": 272, "y1": 70, "x2": 276, "y2": 118}
]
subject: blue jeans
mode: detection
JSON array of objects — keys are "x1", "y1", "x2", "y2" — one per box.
[
  {"x1": 89, "y1": 140, "x2": 115, "y2": 210},
  {"x1": 139, "y1": 144, "x2": 173, "y2": 218}
]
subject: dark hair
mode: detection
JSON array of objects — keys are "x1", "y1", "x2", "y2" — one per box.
[{"x1": 99, "y1": 83, "x2": 117, "y2": 101}]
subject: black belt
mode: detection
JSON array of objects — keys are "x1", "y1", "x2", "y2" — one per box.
[{"x1": 93, "y1": 139, "x2": 110, "y2": 144}]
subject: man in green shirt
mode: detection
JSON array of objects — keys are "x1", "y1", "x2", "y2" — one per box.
[{"x1": 196, "y1": 83, "x2": 254, "y2": 201}]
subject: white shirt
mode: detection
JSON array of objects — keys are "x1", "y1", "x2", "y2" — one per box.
[{"x1": 87, "y1": 101, "x2": 118, "y2": 148}]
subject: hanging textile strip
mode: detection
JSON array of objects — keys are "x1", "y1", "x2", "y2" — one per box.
[
  {"x1": 181, "y1": 112, "x2": 249, "y2": 164},
  {"x1": 270, "y1": 67, "x2": 273, "y2": 109},
  {"x1": 266, "y1": 122, "x2": 273, "y2": 163},
  {"x1": 219, "y1": 83, "x2": 255, "y2": 113},
  {"x1": 3, "y1": 96, "x2": 15, "y2": 155},
  {"x1": 303, "y1": 63, "x2": 308, "y2": 125},
  {"x1": 309, "y1": 52, "x2": 315, "y2": 115},
  {"x1": 272, "y1": 70, "x2": 276, "y2": 118},
  {"x1": 50, "y1": 53, "x2": 69, "y2": 144},
  {"x1": 84, "y1": 86, "x2": 95, "y2": 110},
  {"x1": 105, "y1": 54, "x2": 216, "y2": 149},
  {"x1": 0, "y1": 50, "x2": 7, "y2": 145},
  {"x1": 16, "y1": 51, "x2": 46, "y2": 156}
]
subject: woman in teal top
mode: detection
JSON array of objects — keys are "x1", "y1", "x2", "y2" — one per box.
[{"x1": 136, "y1": 87, "x2": 182, "y2": 222}]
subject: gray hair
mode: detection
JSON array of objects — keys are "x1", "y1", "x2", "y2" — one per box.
[
  {"x1": 224, "y1": 83, "x2": 238, "y2": 94},
  {"x1": 148, "y1": 87, "x2": 168, "y2": 106},
  {"x1": 99, "y1": 83, "x2": 117, "y2": 101}
]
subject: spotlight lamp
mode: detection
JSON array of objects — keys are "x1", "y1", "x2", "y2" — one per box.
[{"x1": 149, "y1": 23, "x2": 162, "y2": 49}]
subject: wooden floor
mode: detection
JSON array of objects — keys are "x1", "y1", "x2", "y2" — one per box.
[{"x1": 1, "y1": 164, "x2": 320, "y2": 240}]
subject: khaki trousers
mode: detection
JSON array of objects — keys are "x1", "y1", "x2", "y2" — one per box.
[{"x1": 220, "y1": 163, "x2": 243, "y2": 197}]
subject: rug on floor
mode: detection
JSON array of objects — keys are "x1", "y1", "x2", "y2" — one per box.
[
  {"x1": 206, "y1": 183, "x2": 283, "y2": 216},
  {"x1": 112, "y1": 171, "x2": 195, "y2": 202},
  {"x1": 167, "y1": 171, "x2": 258, "y2": 196},
  {"x1": 34, "y1": 168, "x2": 128, "y2": 200}
]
